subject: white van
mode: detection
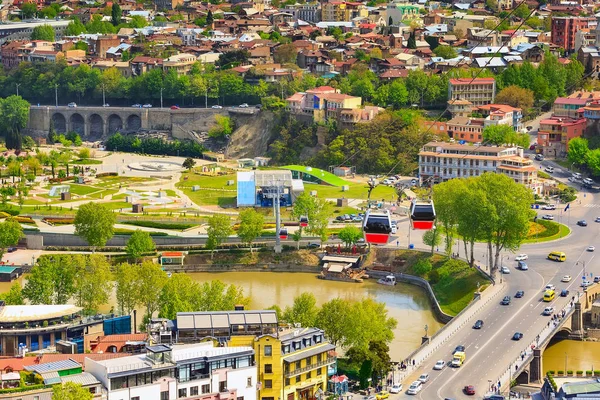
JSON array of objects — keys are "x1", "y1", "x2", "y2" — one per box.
[{"x1": 573, "y1": 172, "x2": 582, "y2": 180}]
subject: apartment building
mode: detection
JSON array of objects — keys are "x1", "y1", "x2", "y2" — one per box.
[
  {"x1": 551, "y1": 16, "x2": 595, "y2": 53},
  {"x1": 446, "y1": 116, "x2": 485, "y2": 143},
  {"x1": 286, "y1": 86, "x2": 366, "y2": 122},
  {"x1": 475, "y1": 104, "x2": 523, "y2": 131},
  {"x1": 321, "y1": 2, "x2": 367, "y2": 22},
  {"x1": 418, "y1": 142, "x2": 540, "y2": 193},
  {"x1": 386, "y1": 2, "x2": 420, "y2": 24},
  {"x1": 536, "y1": 116, "x2": 587, "y2": 157},
  {"x1": 552, "y1": 97, "x2": 588, "y2": 119},
  {"x1": 448, "y1": 78, "x2": 496, "y2": 106},
  {"x1": 85, "y1": 342, "x2": 257, "y2": 400},
  {"x1": 163, "y1": 53, "x2": 198, "y2": 76}
]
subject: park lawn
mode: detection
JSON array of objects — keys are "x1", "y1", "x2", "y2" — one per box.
[
  {"x1": 283, "y1": 165, "x2": 349, "y2": 186},
  {"x1": 69, "y1": 184, "x2": 102, "y2": 196},
  {"x1": 165, "y1": 189, "x2": 178, "y2": 197},
  {"x1": 112, "y1": 193, "x2": 127, "y2": 200},
  {"x1": 303, "y1": 182, "x2": 397, "y2": 201},
  {"x1": 105, "y1": 201, "x2": 133, "y2": 210},
  {"x1": 72, "y1": 159, "x2": 103, "y2": 165},
  {"x1": 177, "y1": 172, "x2": 237, "y2": 206},
  {"x1": 178, "y1": 172, "x2": 237, "y2": 190},
  {"x1": 94, "y1": 176, "x2": 155, "y2": 188}
]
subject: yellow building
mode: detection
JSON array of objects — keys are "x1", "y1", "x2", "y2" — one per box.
[
  {"x1": 321, "y1": 1, "x2": 368, "y2": 22},
  {"x1": 230, "y1": 327, "x2": 336, "y2": 400}
]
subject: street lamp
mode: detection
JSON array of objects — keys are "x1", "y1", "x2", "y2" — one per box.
[
  {"x1": 15, "y1": 83, "x2": 21, "y2": 97},
  {"x1": 160, "y1": 87, "x2": 164, "y2": 109},
  {"x1": 102, "y1": 84, "x2": 106, "y2": 106}
]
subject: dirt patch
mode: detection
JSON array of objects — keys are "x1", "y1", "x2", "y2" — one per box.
[{"x1": 185, "y1": 249, "x2": 320, "y2": 266}]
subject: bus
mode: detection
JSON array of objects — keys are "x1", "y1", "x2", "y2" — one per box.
[
  {"x1": 548, "y1": 251, "x2": 566, "y2": 262},
  {"x1": 543, "y1": 289, "x2": 556, "y2": 302}
]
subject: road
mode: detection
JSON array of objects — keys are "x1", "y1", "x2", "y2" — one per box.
[{"x1": 393, "y1": 164, "x2": 600, "y2": 399}]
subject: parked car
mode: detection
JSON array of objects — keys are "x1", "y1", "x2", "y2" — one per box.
[
  {"x1": 515, "y1": 254, "x2": 528, "y2": 261},
  {"x1": 464, "y1": 386, "x2": 476, "y2": 395},
  {"x1": 541, "y1": 204, "x2": 556, "y2": 210},
  {"x1": 515, "y1": 291, "x2": 524, "y2": 298},
  {"x1": 584, "y1": 178, "x2": 594, "y2": 185},
  {"x1": 542, "y1": 215, "x2": 554, "y2": 220},
  {"x1": 545, "y1": 166, "x2": 554, "y2": 173},
  {"x1": 595, "y1": 217, "x2": 600, "y2": 223},
  {"x1": 473, "y1": 319, "x2": 484, "y2": 329},
  {"x1": 595, "y1": 276, "x2": 600, "y2": 284},
  {"x1": 433, "y1": 360, "x2": 446, "y2": 370},
  {"x1": 535, "y1": 154, "x2": 544, "y2": 161},
  {"x1": 102, "y1": 103, "x2": 110, "y2": 107},
  {"x1": 391, "y1": 224, "x2": 397, "y2": 234},
  {"x1": 543, "y1": 306, "x2": 554, "y2": 316},
  {"x1": 67, "y1": 102, "x2": 77, "y2": 108},
  {"x1": 307, "y1": 243, "x2": 320, "y2": 249},
  {"x1": 501, "y1": 296, "x2": 511, "y2": 305},
  {"x1": 573, "y1": 172, "x2": 583, "y2": 180},
  {"x1": 577, "y1": 220, "x2": 588, "y2": 227},
  {"x1": 512, "y1": 332, "x2": 523, "y2": 340},
  {"x1": 212, "y1": 105, "x2": 223, "y2": 109},
  {"x1": 131, "y1": 103, "x2": 141, "y2": 108},
  {"x1": 170, "y1": 105, "x2": 180, "y2": 110},
  {"x1": 7, "y1": 247, "x2": 17, "y2": 253}
]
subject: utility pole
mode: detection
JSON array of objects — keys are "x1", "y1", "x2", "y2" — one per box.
[
  {"x1": 102, "y1": 84, "x2": 106, "y2": 106},
  {"x1": 15, "y1": 83, "x2": 21, "y2": 97},
  {"x1": 267, "y1": 177, "x2": 283, "y2": 254},
  {"x1": 205, "y1": 87, "x2": 208, "y2": 109},
  {"x1": 55, "y1": 84, "x2": 58, "y2": 108},
  {"x1": 160, "y1": 87, "x2": 164, "y2": 109}
]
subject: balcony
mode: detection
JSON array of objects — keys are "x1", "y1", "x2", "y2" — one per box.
[{"x1": 284, "y1": 357, "x2": 336, "y2": 378}]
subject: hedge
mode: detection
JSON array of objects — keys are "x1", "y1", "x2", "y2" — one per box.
[
  {"x1": 42, "y1": 217, "x2": 74, "y2": 226},
  {"x1": 114, "y1": 228, "x2": 168, "y2": 236},
  {"x1": 576, "y1": 370, "x2": 584, "y2": 375},
  {"x1": 558, "y1": 370, "x2": 564, "y2": 375},
  {"x1": 123, "y1": 220, "x2": 197, "y2": 230},
  {"x1": 96, "y1": 172, "x2": 118, "y2": 178},
  {"x1": 534, "y1": 219, "x2": 561, "y2": 239}
]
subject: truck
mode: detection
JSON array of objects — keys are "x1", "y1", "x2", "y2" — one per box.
[{"x1": 451, "y1": 351, "x2": 466, "y2": 367}]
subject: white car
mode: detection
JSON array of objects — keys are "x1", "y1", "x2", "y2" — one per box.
[
  {"x1": 582, "y1": 280, "x2": 592, "y2": 288},
  {"x1": 501, "y1": 266, "x2": 510, "y2": 274},
  {"x1": 212, "y1": 105, "x2": 223, "y2": 109},
  {"x1": 561, "y1": 275, "x2": 572, "y2": 282},
  {"x1": 407, "y1": 381, "x2": 422, "y2": 395},
  {"x1": 418, "y1": 373, "x2": 429, "y2": 383},
  {"x1": 542, "y1": 215, "x2": 554, "y2": 220},
  {"x1": 543, "y1": 306, "x2": 554, "y2": 316},
  {"x1": 515, "y1": 254, "x2": 528, "y2": 261},
  {"x1": 545, "y1": 284, "x2": 556, "y2": 291},
  {"x1": 542, "y1": 204, "x2": 556, "y2": 210},
  {"x1": 391, "y1": 224, "x2": 397, "y2": 234},
  {"x1": 103, "y1": 103, "x2": 110, "y2": 107},
  {"x1": 588, "y1": 246, "x2": 596, "y2": 252},
  {"x1": 433, "y1": 360, "x2": 446, "y2": 370},
  {"x1": 67, "y1": 102, "x2": 77, "y2": 108},
  {"x1": 239, "y1": 103, "x2": 249, "y2": 108},
  {"x1": 389, "y1": 384, "x2": 403, "y2": 394},
  {"x1": 142, "y1": 104, "x2": 152, "y2": 108},
  {"x1": 545, "y1": 166, "x2": 554, "y2": 173}
]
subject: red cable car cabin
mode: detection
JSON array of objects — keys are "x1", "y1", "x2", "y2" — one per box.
[
  {"x1": 279, "y1": 228, "x2": 288, "y2": 240},
  {"x1": 410, "y1": 200, "x2": 436, "y2": 230},
  {"x1": 363, "y1": 210, "x2": 392, "y2": 245},
  {"x1": 299, "y1": 216, "x2": 308, "y2": 227}
]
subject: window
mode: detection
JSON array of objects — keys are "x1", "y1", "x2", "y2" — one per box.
[
  {"x1": 265, "y1": 380, "x2": 273, "y2": 389},
  {"x1": 264, "y1": 345, "x2": 272, "y2": 356},
  {"x1": 220, "y1": 381, "x2": 227, "y2": 392},
  {"x1": 247, "y1": 377, "x2": 252, "y2": 387},
  {"x1": 132, "y1": 397, "x2": 140, "y2": 400},
  {"x1": 306, "y1": 371, "x2": 311, "y2": 379},
  {"x1": 296, "y1": 361, "x2": 301, "y2": 369},
  {"x1": 202, "y1": 384, "x2": 210, "y2": 394},
  {"x1": 191, "y1": 386, "x2": 199, "y2": 396},
  {"x1": 237, "y1": 397, "x2": 244, "y2": 400},
  {"x1": 296, "y1": 376, "x2": 301, "y2": 383},
  {"x1": 285, "y1": 378, "x2": 291, "y2": 386},
  {"x1": 317, "y1": 368, "x2": 322, "y2": 375},
  {"x1": 179, "y1": 388, "x2": 187, "y2": 398},
  {"x1": 161, "y1": 392, "x2": 169, "y2": 400},
  {"x1": 265, "y1": 364, "x2": 272, "y2": 373}
]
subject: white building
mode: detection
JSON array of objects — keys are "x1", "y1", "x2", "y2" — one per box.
[{"x1": 86, "y1": 342, "x2": 257, "y2": 400}]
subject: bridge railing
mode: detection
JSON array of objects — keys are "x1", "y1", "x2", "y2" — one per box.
[{"x1": 491, "y1": 293, "x2": 579, "y2": 397}]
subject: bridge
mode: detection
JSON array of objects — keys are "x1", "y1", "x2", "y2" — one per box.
[{"x1": 26, "y1": 106, "x2": 258, "y2": 141}]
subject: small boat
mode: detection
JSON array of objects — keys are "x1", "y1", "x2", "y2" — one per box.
[
  {"x1": 167, "y1": 272, "x2": 172, "y2": 278},
  {"x1": 377, "y1": 275, "x2": 396, "y2": 286}
]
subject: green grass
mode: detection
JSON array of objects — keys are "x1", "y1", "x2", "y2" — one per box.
[
  {"x1": 94, "y1": 176, "x2": 155, "y2": 188},
  {"x1": 304, "y1": 182, "x2": 396, "y2": 201},
  {"x1": 68, "y1": 184, "x2": 100, "y2": 196},
  {"x1": 112, "y1": 193, "x2": 127, "y2": 200},
  {"x1": 105, "y1": 201, "x2": 133, "y2": 210},
  {"x1": 177, "y1": 172, "x2": 237, "y2": 206},
  {"x1": 72, "y1": 159, "x2": 103, "y2": 165},
  {"x1": 282, "y1": 165, "x2": 349, "y2": 186},
  {"x1": 122, "y1": 220, "x2": 197, "y2": 230}
]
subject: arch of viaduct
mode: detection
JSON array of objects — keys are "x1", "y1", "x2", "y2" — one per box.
[{"x1": 27, "y1": 106, "x2": 233, "y2": 140}]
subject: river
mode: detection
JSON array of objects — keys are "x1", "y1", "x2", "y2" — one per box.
[
  {"x1": 544, "y1": 339, "x2": 600, "y2": 374},
  {"x1": 0, "y1": 271, "x2": 443, "y2": 361}
]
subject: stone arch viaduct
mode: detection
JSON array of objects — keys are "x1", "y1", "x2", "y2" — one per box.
[{"x1": 26, "y1": 106, "x2": 255, "y2": 141}]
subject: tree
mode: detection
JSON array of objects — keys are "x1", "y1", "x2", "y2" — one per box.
[
  {"x1": 482, "y1": 124, "x2": 529, "y2": 147},
  {"x1": 237, "y1": 209, "x2": 264, "y2": 251},
  {"x1": 74, "y1": 202, "x2": 116, "y2": 248},
  {"x1": 345, "y1": 298, "x2": 397, "y2": 350},
  {"x1": 0, "y1": 219, "x2": 23, "y2": 259},
  {"x1": 23, "y1": 264, "x2": 53, "y2": 304},
  {"x1": 1, "y1": 95, "x2": 31, "y2": 150},
  {"x1": 315, "y1": 298, "x2": 351, "y2": 346},
  {"x1": 65, "y1": 19, "x2": 87, "y2": 36},
  {"x1": 73, "y1": 255, "x2": 113, "y2": 314},
  {"x1": 494, "y1": 85, "x2": 534, "y2": 113},
  {"x1": 514, "y1": 3, "x2": 530, "y2": 19},
  {"x1": 407, "y1": 30, "x2": 417, "y2": 49},
  {"x1": 182, "y1": 157, "x2": 196, "y2": 170},
  {"x1": 485, "y1": 0, "x2": 498, "y2": 12},
  {"x1": 422, "y1": 227, "x2": 442, "y2": 254},
  {"x1": 358, "y1": 359, "x2": 373, "y2": 389},
  {"x1": 274, "y1": 43, "x2": 297, "y2": 64},
  {"x1": 413, "y1": 259, "x2": 432, "y2": 276},
  {"x1": 158, "y1": 273, "x2": 200, "y2": 319},
  {"x1": 137, "y1": 261, "x2": 168, "y2": 323},
  {"x1": 126, "y1": 230, "x2": 156, "y2": 260},
  {"x1": 78, "y1": 148, "x2": 91, "y2": 160},
  {"x1": 52, "y1": 382, "x2": 93, "y2": 400},
  {"x1": 338, "y1": 225, "x2": 362, "y2": 246},
  {"x1": 283, "y1": 292, "x2": 318, "y2": 327},
  {"x1": 21, "y1": 2, "x2": 37, "y2": 18},
  {"x1": 370, "y1": 48, "x2": 383, "y2": 59},
  {"x1": 31, "y1": 24, "x2": 55, "y2": 41},
  {"x1": 115, "y1": 263, "x2": 141, "y2": 315},
  {"x1": 433, "y1": 45, "x2": 457, "y2": 59},
  {"x1": 568, "y1": 137, "x2": 589, "y2": 166},
  {"x1": 206, "y1": 214, "x2": 232, "y2": 256},
  {"x1": 208, "y1": 115, "x2": 233, "y2": 139},
  {"x1": 111, "y1": 3, "x2": 122, "y2": 25},
  {"x1": 292, "y1": 193, "x2": 332, "y2": 244},
  {"x1": 1, "y1": 282, "x2": 24, "y2": 305},
  {"x1": 586, "y1": 148, "x2": 600, "y2": 176},
  {"x1": 206, "y1": 10, "x2": 214, "y2": 26}
]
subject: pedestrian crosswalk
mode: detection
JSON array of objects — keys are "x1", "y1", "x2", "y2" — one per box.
[{"x1": 584, "y1": 204, "x2": 600, "y2": 208}]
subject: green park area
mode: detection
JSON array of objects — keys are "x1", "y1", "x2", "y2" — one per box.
[
  {"x1": 524, "y1": 219, "x2": 570, "y2": 243},
  {"x1": 380, "y1": 249, "x2": 488, "y2": 316},
  {"x1": 282, "y1": 165, "x2": 349, "y2": 186}
]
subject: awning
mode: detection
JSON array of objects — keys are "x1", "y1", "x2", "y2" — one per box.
[{"x1": 283, "y1": 344, "x2": 336, "y2": 363}]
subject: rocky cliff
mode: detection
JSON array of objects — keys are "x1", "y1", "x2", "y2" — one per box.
[{"x1": 225, "y1": 111, "x2": 278, "y2": 159}]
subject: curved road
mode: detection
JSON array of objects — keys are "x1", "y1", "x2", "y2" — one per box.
[{"x1": 395, "y1": 164, "x2": 599, "y2": 399}]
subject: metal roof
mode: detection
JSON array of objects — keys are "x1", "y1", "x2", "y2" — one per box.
[
  {"x1": 25, "y1": 359, "x2": 81, "y2": 374},
  {"x1": 61, "y1": 372, "x2": 100, "y2": 386},
  {"x1": 41, "y1": 371, "x2": 61, "y2": 385},
  {"x1": 283, "y1": 343, "x2": 336, "y2": 363},
  {"x1": 177, "y1": 310, "x2": 278, "y2": 330}
]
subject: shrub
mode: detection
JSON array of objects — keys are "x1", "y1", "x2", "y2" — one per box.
[
  {"x1": 586, "y1": 370, "x2": 593, "y2": 375},
  {"x1": 594, "y1": 370, "x2": 600, "y2": 376},
  {"x1": 124, "y1": 220, "x2": 197, "y2": 230},
  {"x1": 413, "y1": 259, "x2": 432, "y2": 276},
  {"x1": 557, "y1": 370, "x2": 564, "y2": 375},
  {"x1": 576, "y1": 370, "x2": 583, "y2": 375},
  {"x1": 96, "y1": 172, "x2": 118, "y2": 178},
  {"x1": 42, "y1": 217, "x2": 74, "y2": 226},
  {"x1": 547, "y1": 371, "x2": 555, "y2": 375},
  {"x1": 567, "y1": 370, "x2": 573, "y2": 375}
]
